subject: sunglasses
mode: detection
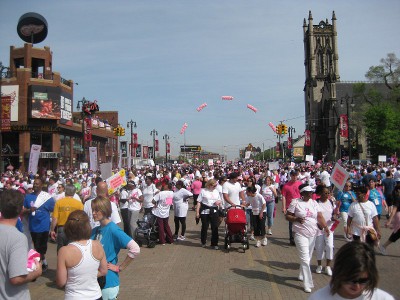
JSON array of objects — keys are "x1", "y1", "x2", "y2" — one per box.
[{"x1": 344, "y1": 278, "x2": 369, "y2": 286}]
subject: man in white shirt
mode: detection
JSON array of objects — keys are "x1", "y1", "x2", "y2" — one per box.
[
  {"x1": 222, "y1": 172, "x2": 245, "y2": 209},
  {"x1": 84, "y1": 181, "x2": 121, "y2": 229},
  {"x1": 319, "y1": 166, "x2": 331, "y2": 187}
]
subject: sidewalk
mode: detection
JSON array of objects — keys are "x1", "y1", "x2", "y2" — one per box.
[{"x1": 29, "y1": 206, "x2": 400, "y2": 299}]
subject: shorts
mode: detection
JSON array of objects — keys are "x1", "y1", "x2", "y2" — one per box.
[
  {"x1": 102, "y1": 286, "x2": 120, "y2": 300},
  {"x1": 30, "y1": 231, "x2": 49, "y2": 256},
  {"x1": 385, "y1": 194, "x2": 394, "y2": 207},
  {"x1": 340, "y1": 212, "x2": 349, "y2": 227}
]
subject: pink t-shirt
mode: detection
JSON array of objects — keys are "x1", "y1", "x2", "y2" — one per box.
[
  {"x1": 287, "y1": 198, "x2": 321, "y2": 238},
  {"x1": 191, "y1": 180, "x2": 202, "y2": 195},
  {"x1": 282, "y1": 180, "x2": 302, "y2": 208}
]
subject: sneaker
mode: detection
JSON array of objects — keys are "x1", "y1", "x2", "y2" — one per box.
[
  {"x1": 267, "y1": 229, "x2": 272, "y2": 235},
  {"x1": 316, "y1": 265, "x2": 323, "y2": 274},
  {"x1": 177, "y1": 235, "x2": 186, "y2": 241},
  {"x1": 201, "y1": 244, "x2": 206, "y2": 248},
  {"x1": 42, "y1": 263, "x2": 48, "y2": 272},
  {"x1": 289, "y1": 239, "x2": 295, "y2": 246},
  {"x1": 255, "y1": 240, "x2": 261, "y2": 248},
  {"x1": 325, "y1": 266, "x2": 332, "y2": 276},
  {"x1": 378, "y1": 244, "x2": 387, "y2": 256},
  {"x1": 261, "y1": 237, "x2": 268, "y2": 246},
  {"x1": 250, "y1": 234, "x2": 255, "y2": 241},
  {"x1": 214, "y1": 246, "x2": 219, "y2": 250},
  {"x1": 304, "y1": 288, "x2": 312, "y2": 293},
  {"x1": 298, "y1": 274, "x2": 304, "y2": 281}
]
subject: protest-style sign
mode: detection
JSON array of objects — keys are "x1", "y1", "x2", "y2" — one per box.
[
  {"x1": 330, "y1": 163, "x2": 349, "y2": 191},
  {"x1": 106, "y1": 169, "x2": 127, "y2": 195}
]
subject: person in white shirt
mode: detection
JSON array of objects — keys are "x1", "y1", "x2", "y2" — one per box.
[
  {"x1": 309, "y1": 241, "x2": 394, "y2": 300},
  {"x1": 127, "y1": 182, "x2": 143, "y2": 238},
  {"x1": 320, "y1": 166, "x2": 331, "y2": 187},
  {"x1": 141, "y1": 177, "x2": 157, "y2": 214},
  {"x1": 245, "y1": 186, "x2": 267, "y2": 248},
  {"x1": 152, "y1": 183, "x2": 174, "y2": 245},
  {"x1": 119, "y1": 185, "x2": 130, "y2": 236},
  {"x1": 222, "y1": 172, "x2": 245, "y2": 209},
  {"x1": 173, "y1": 181, "x2": 193, "y2": 240}
]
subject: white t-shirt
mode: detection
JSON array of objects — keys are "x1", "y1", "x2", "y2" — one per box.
[
  {"x1": 152, "y1": 190, "x2": 173, "y2": 218},
  {"x1": 197, "y1": 189, "x2": 221, "y2": 215},
  {"x1": 317, "y1": 200, "x2": 335, "y2": 235},
  {"x1": 84, "y1": 199, "x2": 121, "y2": 229},
  {"x1": 127, "y1": 188, "x2": 143, "y2": 211},
  {"x1": 141, "y1": 184, "x2": 156, "y2": 209},
  {"x1": 246, "y1": 193, "x2": 266, "y2": 215},
  {"x1": 222, "y1": 181, "x2": 242, "y2": 208},
  {"x1": 320, "y1": 170, "x2": 331, "y2": 187},
  {"x1": 309, "y1": 285, "x2": 394, "y2": 300},
  {"x1": 119, "y1": 189, "x2": 129, "y2": 209},
  {"x1": 348, "y1": 201, "x2": 378, "y2": 236},
  {"x1": 287, "y1": 198, "x2": 321, "y2": 238},
  {"x1": 173, "y1": 188, "x2": 193, "y2": 217},
  {"x1": 260, "y1": 184, "x2": 275, "y2": 202}
]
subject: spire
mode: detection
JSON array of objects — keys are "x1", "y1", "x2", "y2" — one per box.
[
  {"x1": 303, "y1": 18, "x2": 307, "y2": 27},
  {"x1": 332, "y1": 11, "x2": 336, "y2": 20},
  {"x1": 308, "y1": 10, "x2": 313, "y2": 20}
]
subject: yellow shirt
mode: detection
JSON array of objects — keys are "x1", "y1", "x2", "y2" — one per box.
[{"x1": 53, "y1": 197, "x2": 84, "y2": 226}]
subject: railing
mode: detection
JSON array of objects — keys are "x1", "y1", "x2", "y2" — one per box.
[{"x1": 31, "y1": 72, "x2": 53, "y2": 80}]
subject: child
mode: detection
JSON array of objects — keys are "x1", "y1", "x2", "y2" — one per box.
[{"x1": 245, "y1": 186, "x2": 267, "y2": 247}]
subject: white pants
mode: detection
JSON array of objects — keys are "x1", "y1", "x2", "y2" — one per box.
[
  {"x1": 294, "y1": 233, "x2": 316, "y2": 290},
  {"x1": 128, "y1": 210, "x2": 140, "y2": 237},
  {"x1": 315, "y1": 232, "x2": 334, "y2": 261}
]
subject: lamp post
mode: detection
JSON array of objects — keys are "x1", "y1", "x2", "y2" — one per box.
[
  {"x1": 288, "y1": 126, "x2": 296, "y2": 162},
  {"x1": 163, "y1": 134, "x2": 169, "y2": 163},
  {"x1": 341, "y1": 94, "x2": 355, "y2": 162},
  {"x1": 127, "y1": 119, "x2": 137, "y2": 157},
  {"x1": 76, "y1": 97, "x2": 91, "y2": 164},
  {"x1": 0, "y1": 63, "x2": 11, "y2": 172},
  {"x1": 150, "y1": 129, "x2": 158, "y2": 160}
]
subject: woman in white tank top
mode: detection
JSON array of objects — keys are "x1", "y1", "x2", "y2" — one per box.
[{"x1": 56, "y1": 210, "x2": 107, "y2": 299}]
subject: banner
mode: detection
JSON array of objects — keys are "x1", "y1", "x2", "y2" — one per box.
[
  {"x1": 287, "y1": 137, "x2": 292, "y2": 149},
  {"x1": 142, "y1": 146, "x2": 149, "y2": 159},
  {"x1": 339, "y1": 114, "x2": 348, "y2": 138},
  {"x1": 28, "y1": 144, "x2": 41, "y2": 175},
  {"x1": 89, "y1": 147, "x2": 98, "y2": 171},
  {"x1": 60, "y1": 95, "x2": 73, "y2": 126},
  {"x1": 84, "y1": 118, "x2": 92, "y2": 142},
  {"x1": 1, "y1": 85, "x2": 18, "y2": 121},
  {"x1": 304, "y1": 130, "x2": 311, "y2": 146},
  {"x1": 1, "y1": 96, "x2": 12, "y2": 131},
  {"x1": 148, "y1": 147, "x2": 154, "y2": 159},
  {"x1": 133, "y1": 133, "x2": 138, "y2": 148},
  {"x1": 155, "y1": 139, "x2": 159, "y2": 151},
  {"x1": 167, "y1": 142, "x2": 170, "y2": 154},
  {"x1": 120, "y1": 141, "x2": 127, "y2": 157},
  {"x1": 276, "y1": 142, "x2": 280, "y2": 153},
  {"x1": 136, "y1": 144, "x2": 142, "y2": 158},
  {"x1": 100, "y1": 162, "x2": 112, "y2": 180}
]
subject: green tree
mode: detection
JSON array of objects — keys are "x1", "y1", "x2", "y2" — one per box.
[{"x1": 363, "y1": 103, "x2": 400, "y2": 159}]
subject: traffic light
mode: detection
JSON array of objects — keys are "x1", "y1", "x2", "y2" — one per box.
[
  {"x1": 276, "y1": 124, "x2": 282, "y2": 135},
  {"x1": 121, "y1": 128, "x2": 125, "y2": 136},
  {"x1": 283, "y1": 124, "x2": 288, "y2": 134},
  {"x1": 113, "y1": 127, "x2": 118, "y2": 136}
]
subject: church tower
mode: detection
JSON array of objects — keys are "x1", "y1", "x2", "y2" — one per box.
[{"x1": 303, "y1": 11, "x2": 340, "y2": 160}]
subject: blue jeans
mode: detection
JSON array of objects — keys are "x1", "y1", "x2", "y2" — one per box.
[{"x1": 265, "y1": 201, "x2": 275, "y2": 228}]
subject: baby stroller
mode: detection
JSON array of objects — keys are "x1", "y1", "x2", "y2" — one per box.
[
  {"x1": 224, "y1": 205, "x2": 249, "y2": 252},
  {"x1": 135, "y1": 213, "x2": 159, "y2": 248}
]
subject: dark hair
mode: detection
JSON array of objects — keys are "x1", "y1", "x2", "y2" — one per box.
[
  {"x1": 64, "y1": 210, "x2": 91, "y2": 241},
  {"x1": 0, "y1": 189, "x2": 24, "y2": 219},
  {"x1": 354, "y1": 186, "x2": 368, "y2": 195},
  {"x1": 330, "y1": 242, "x2": 378, "y2": 297},
  {"x1": 175, "y1": 180, "x2": 184, "y2": 188},
  {"x1": 246, "y1": 186, "x2": 257, "y2": 194},
  {"x1": 228, "y1": 172, "x2": 239, "y2": 180}
]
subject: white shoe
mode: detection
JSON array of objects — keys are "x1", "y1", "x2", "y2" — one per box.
[
  {"x1": 261, "y1": 237, "x2": 268, "y2": 246},
  {"x1": 378, "y1": 244, "x2": 387, "y2": 256},
  {"x1": 298, "y1": 274, "x2": 304, "y2": 281},
  {"x1": 267, "y1": 229, "x2": 272, "y2": 235},
  {"x1": 316, "y1": 265, "x2": 323, "y2": 274},
  {"x1": 250, "y1": 234, "x2": 255, "y2": 241},
  {"x1": 325, "y1": 266, "x2": 332, "y2": 276},
  {"x1": 177, "y1": 235, "x2": 186, "y2": 241},
  {"x1": 304, "y1": 288, "x2": 312, "y2": 293},
  {"x1": 255, "y1": 240, "x2": 261, "y2": 248}
]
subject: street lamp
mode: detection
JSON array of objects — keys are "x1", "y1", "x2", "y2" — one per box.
[
  {"x1": 163, "y1": 134, "x2": 169, "y2": 163},
  {"x1": 76, "y1": 97, "x2": 91, "y2": 163},
  {"x1": 150, "y1": 129, "x2": 158, "y2": 160},
  {"x1": 288, "y1": 126, "x2": 296, "y2": 162},
  {"x1": 340, "y1": 94, "x2": 355, "y2": 162},
  {"x1": 127, "y1": 119, "x2": 137, "y2": 157},
  {"x1": 0, "y1": 62, "x2": 11, "y2": 172}
]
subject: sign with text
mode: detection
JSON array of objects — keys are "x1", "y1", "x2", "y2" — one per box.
[
  {"x1": 330, "y1": 163, "x2": 349, "y2": 191},
  {"x1": 106, "y1": 169, "x2": 127, "y2": 195},
  {"x1": 180, "y1": 145, "x2": 201, "y2": 153}
]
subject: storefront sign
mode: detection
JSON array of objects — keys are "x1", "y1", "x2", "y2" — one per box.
[{"x1": 39, "y1": 152, "x2": 61, "y2": 158}]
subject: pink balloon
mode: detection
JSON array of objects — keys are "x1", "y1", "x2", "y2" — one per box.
[{"x1": 247, "y1": 104, "x2": 257, "y2": 113}]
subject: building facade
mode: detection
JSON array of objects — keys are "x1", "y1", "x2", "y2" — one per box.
[{"x1": 0, "y1": 43, "x2": 119, "y2": 173}]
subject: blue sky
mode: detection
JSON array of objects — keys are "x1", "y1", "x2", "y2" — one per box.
[{"x1": 1, "y1": 0, "x2": 399, "y2": 160}]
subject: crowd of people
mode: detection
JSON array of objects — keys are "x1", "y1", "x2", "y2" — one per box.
[{"x1": 0, "y1": 160, "x2": 399, "y2": 299}]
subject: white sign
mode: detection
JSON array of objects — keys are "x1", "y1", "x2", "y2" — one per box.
[
  {"x1": 268, "y1": 161, "x2": 279, "y2": 170},
  {"x1": 208, "y1": 159, "x2": 214, "y2": 166},
  {"x1": 378, "y1": 155, "x2": 387, "y2": 162},
  {"x1": 330, "y1": 163, "x2": 350, "y2": 191},
  {"x1": 89, "y1": 147, "x2": 98, "y2": 171},
  {"x1": 245, "y1": 151, "x2": 251, "y2": 159},
  {"x1": 305, "y1": 155, "x2": 314, "y2": 162},
  {"x1": 28, "y1": 144, "x2": 41, "y2": 174}
]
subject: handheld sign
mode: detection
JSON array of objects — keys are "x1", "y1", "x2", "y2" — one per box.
[
  {"x1": 106, "y1": 169, "x2": 127, "y2": 195},
  {"x1": 330, "y1": 163, "x2": 349, "y2": 191}
]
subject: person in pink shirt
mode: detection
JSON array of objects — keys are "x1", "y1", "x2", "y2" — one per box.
[
  {"x1": 282, "y1": 170, "x2": 302, "y2": 245},
  {"x1": 191, "y1": 176, "x2": 202, "y2": 211}
]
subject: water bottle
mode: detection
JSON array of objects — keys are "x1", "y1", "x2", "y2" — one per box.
[{"x1": 30, "y1": 201, "x2": 35, "y2": 216}]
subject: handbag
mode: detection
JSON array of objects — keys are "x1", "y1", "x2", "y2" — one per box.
[{"x1": 358, "y1": 202, "x2": 377, "y2": 241}]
